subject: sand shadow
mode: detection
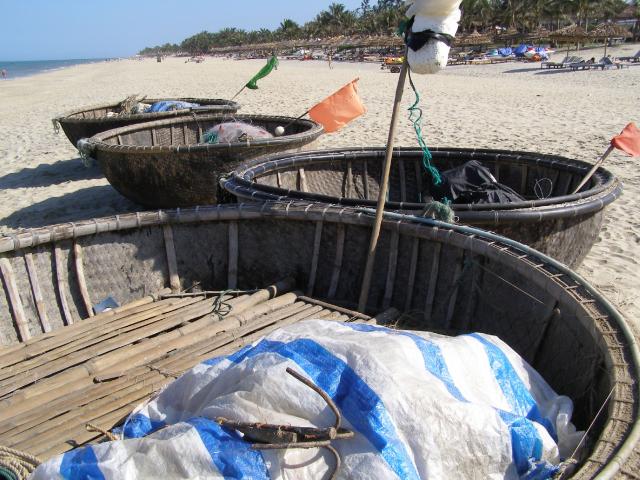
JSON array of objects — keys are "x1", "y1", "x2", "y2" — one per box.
[
  {"x1": 503, "y1": 67, "x2": 547, "y2": 74},
  {"x1": 0, "y1": 158, "x2": 103, "y2": 190},
  {"x1": 534, "y1": 69, "x2": 575, "y2": 76},
  {"x1": 0, "y1": 185, "x2": 142, "y2": 230}
]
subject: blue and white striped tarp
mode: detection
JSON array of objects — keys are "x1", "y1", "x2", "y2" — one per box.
[{"x1": 31, "y1": 320, "x2": 583, "y2": 480}]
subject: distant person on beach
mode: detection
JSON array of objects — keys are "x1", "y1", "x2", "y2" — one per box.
[
  {"x1": 328, "y1": 51, "x2": 333, "y2": 69},
  {"x1": 1, "y1": 69, "x2": 6, "y2": 79}
]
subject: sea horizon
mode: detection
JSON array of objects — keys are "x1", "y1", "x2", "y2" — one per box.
[{"x1": 0, "y1": 58, "x2": 114, "y2": 79}]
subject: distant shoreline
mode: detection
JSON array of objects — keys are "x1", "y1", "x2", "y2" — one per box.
[{"x1": 0, "y1": 58, "x2": 114, "y2": 80}]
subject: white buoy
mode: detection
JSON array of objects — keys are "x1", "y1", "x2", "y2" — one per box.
[
  {"x1": 274, "y1": 126, "x2": 285, "y2": 137},
  {"x1": 405, "y1": 0, "x2": 463, "y2": 74}
]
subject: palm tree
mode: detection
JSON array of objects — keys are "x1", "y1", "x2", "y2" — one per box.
[{"x1": 277, "y1": 19, "x2": 301, "y2": 40}]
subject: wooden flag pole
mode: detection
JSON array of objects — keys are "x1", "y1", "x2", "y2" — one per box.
[
  {"x1": 572, "y1": 145, "x2": 614, "y2": 194},
  {"x1": 358, "y1": 55, "x2": 409, "y2": 312},
  {"x1": 231, "y1": 86, "x2": 247, "y2": 102}
]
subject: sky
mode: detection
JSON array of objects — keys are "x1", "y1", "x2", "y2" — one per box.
[{"x1": 0, "y1": 0, "x2": 364, "y2": 61}]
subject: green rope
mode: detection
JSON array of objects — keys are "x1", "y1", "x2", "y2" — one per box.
[
  {"x1": 211, "y1": 291, "x2": 233, "y2": 321},
  {"x1": 421, "y1": 201, "x2": 454, "y2": 223},
  {"x1": 407, "y1": 69, "x2": 442, "y2": 186}
]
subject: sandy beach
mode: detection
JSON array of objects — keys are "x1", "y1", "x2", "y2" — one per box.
[
  {"x1": 1, "y1": 45, "x2": 638, "y2": 328},
  {"x1": 0, "y1": 52, "x2": 636, "y2": 295}
]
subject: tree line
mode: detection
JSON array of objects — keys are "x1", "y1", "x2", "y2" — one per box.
[{"x1": 139, "y1": 0, "x2": 638, "y2": 56}]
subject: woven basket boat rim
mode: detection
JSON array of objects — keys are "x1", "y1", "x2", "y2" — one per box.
[
  {"x1": 224, "y1": 146, "x2": 622, "y2": 212},
  {"x1": 0, "y1": 201, "x2": 637, "y2": 478},
  {"x1": 85, "y1": 114, "x2": 324, "y2": 152},
  {"x1": 54, "y1": 97, "x2": 240, "y2": 124}
]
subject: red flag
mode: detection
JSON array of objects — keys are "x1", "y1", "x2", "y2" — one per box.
[
  {"x1": 308, "y1": 79, "x2": 366, "y2": 133},
  {"x1": 611, "y1": 123, "x2": 640, "y2": 157}
]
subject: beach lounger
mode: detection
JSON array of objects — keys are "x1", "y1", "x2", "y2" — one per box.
[
  {"x1": 569, "y1": 59, "x2": 605, "y2": 71},
  {"x1": 541, "y1": 55, "x2": 578, "y2": 69},
  {"x1": 601, "y1": 57, "x2": 629, "y2": 69},
  {"x1": 618, "y1": 50, "x2": 640, "y2": 63}
]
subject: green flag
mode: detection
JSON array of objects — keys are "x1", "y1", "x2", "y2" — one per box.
[{"x1": 245, "y1": 55, "x2": 278, "y2": 90}]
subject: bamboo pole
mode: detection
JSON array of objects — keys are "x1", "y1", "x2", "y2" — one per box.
[
  {"x1": 73, "y1": 242, "x2": 94, "y2": 318},
  {"x1": 54, "y1": 244, "x2": 74, "y2": 326},
  {"x1": 228, "y1": 222, "x2": 238, "y2": 289},
  {"x1": 0, "y1": 257, "x2": 31, "y2": 342},
  {"x1": 404, "y1": 237, "x2": 420, "y2": 311},
  {"x1": 296, "y1": 296, "x2": 370, "y2": 320},
  {"x1": 327, "y1": 224, "x2": 345, "y2": 299},
  {"x1": 383, "y1": 228, "x2": 400, "y2": 310},
  {"x1": 24, "y1": 253, "x2": 51, "y2": 334},
  {"x1": 358, "y1": 55, "x2": 409, "y2": 311},
  {"x1": 306, "y1": 221, "x2": 324, "y2": 296},
  {"x1": 572, "y1": 145, "x2": 614, "y2": 194},
  {"x1": 162, "y1": 225, "x2": 181, "y2": 292}
]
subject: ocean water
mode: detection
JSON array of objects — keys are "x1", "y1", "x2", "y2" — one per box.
[{"x1": 0, "y1": 58, "x2": 109, "y2": 79}]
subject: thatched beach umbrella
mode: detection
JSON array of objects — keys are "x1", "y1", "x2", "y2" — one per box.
[
  {"x1": 455, "y1": 30, "x2": 493, "y2": 47},
  {"x1": 525, "y1": 26, "x2": 550, "y2": 43},
  {"x1": 494, "y1": 27, "x2": 520, "y2": 45},
  {"x1": 550, "y1": 25, "x2": 593, "y2": 57},
  {"x1": 591, "y1": 23, "x2": 632, "y2": 57}
]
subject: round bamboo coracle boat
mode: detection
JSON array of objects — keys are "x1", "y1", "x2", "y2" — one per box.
[
  {"x1": 0, "y1": 202, "x2": 637, "y2": 478},
  {"x1": 78, "y1": 114, "x2": 324, "y2": 208},
  {"x1": 221, "y1": 147, "x2": 623, "y2": 267},
  {"x1": 53, "y1": 97, "x2": 240, "y2": 148}
]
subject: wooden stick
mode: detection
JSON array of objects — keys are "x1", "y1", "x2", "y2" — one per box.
[
  {"x1": 383, "y1": 228, "x2": 400, "y2": 310},
  {"x1": 228, "y1": 222, "x2": 238, "y2": 289},
  {"x1": 73, "y1": 242, "x2": 94, "y2": 318},
  {"x1": 231, "y1": 85, "x2": 247, "y2": 102},
  {"x1": 296, "y1": 296, "x2": 370, "y2": 321},
  {"x1": 163, "y1": 225, "x2": 181, "y2": 292},
  {"x1": 404, "y1": 237, "x2": 420, "y2": 311},
  {"x1": 327, "y1": 224, "x2": 345, "y2": 299},
  {"x1": 399, "y1": 159, "x2": 407, "y2": 202},
  {"x1": 0, "y1": 257, "x2": 30, "y2": 342},
  {"x1": 357, "y1": 307, "x2": 401, "y2": 326},
  {"x1": 358, "y1": 55, "x2": 409, "y2": 311},
  {"x1": 24, "y1": 253, "x2": 51, "y2": 334},
  {"x1": 54, "y1": 244, "x2": 74, "y2": 326},
  {"x1": 306, "y1": 221, "x2": 323, "y2": 296},
  {"x1": 424, "y1": 242, "x2": 442, "y2": 322},
  {"x1": 445, "y1": 253, "x2": 464, "y2": 329},
  {"x1": 345, "y1": 161, "x2": 354, "y2": 197},
  {"x1": 298, "y1": 168, "x2": 308, "y2": 192},
  {"x1": 572, "y1": 145, "x2": 614, "y2": 194},
  {"x1": 363, "y1": 159, "x2": 369, "y2": 199}
]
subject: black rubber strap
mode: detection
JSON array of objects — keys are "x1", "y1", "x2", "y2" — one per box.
[{"x1": 403, "y1": 16, "x2": 454, "y2": 51}]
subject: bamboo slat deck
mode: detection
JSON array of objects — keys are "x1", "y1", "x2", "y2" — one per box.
[{"x1": 0, "y1": 280, "x2": 395, "y2": 460}]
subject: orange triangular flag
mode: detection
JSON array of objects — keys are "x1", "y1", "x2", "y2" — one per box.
[
  {"x1": 611, "y1": 122, "x2": 640, "y2": 157},
  {"x1": 308, "y1": 79, "x2": 366, "y2": 133}
]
